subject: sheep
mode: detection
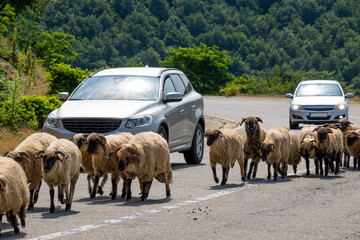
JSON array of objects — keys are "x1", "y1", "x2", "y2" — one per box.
[
  {"x1": 203, "y1": 129, "x2": 245, "y2": 185},
  {"x1": 0, "y1": 157, "x2": 29, "y2": 235},
  {"x1": 71, "y1": 133, "x2": 107, "y2": 197},
  {"x1": 259, "y1": 126, "x2": 290, "y2": 181},
  {"x1": 344, "y1": 130, "x2": 360, "y2": 170},
  {"x1": 36, "y1": 139, "x2": 81, "y2": 213},
  {"x1": 4, "y1": 132, "x2": 57, "y2": 210},
  {"x1": 339, "y1": 118, "x2": 359, "y2": 168},
  {"x1": 313, "y1": 126, "x2": 343, "y2": 176},
  {"x1": 288, "y1": 131, "x2": 301, "y2": 174},
  {"x1": 109, "y1": 131, "x2": 172, "y2": 201},
  {"x1": 299, "y1": 125, "x2": 319, "y2": 176},
  {"x1": 240, "y1": 116, "x2": 266, "y2": 179},
  {"x1": 87, "y1": 132, "x2": 133, "y2": 200}
]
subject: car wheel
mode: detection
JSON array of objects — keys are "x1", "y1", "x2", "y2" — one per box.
[
  {"x1": 289, "y1": 118, "x2": 299, "y2": 130},
  {"x1": 184, "y1": 123, "x2": 204, "y2": 164},
  {"x1": 158, "y1": 125, "x2": 168, "y2": 142}
]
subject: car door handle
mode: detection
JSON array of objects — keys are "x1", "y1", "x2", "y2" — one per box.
[
  {"x1": 179, "y1": 109, "x2": 184, "y2": 113},
  {"x1": 191, "y1": 104, "x2": 196, "y2": 109}
]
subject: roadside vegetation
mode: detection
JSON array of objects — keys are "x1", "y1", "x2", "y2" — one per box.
[{"x1": 0, "y1": 0, "x2": 359, "y2": 149}]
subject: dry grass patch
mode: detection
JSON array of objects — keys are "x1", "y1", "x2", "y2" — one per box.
[{"x1": 0, "y1": 127, "x2": 37, "y2": 155}]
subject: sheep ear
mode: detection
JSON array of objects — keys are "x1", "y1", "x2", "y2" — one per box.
[
  {"x1": 256, "y1": 117, "x2": 263, "y2": 123},
  {"x1": 0, "y1": 178, "x2": 6, "y2": 191},
  {"x1": 312, "y1": 127, "x2": 319, "y2": 132},
  {"x1": 217, "y1": 131, "x2": 223, "y2": 137},
  {"x1": 99, "y1": 135, "x2": 106, "y2": 146},
  {"x1": 36, "y1": 150, "x2": 46, "y2": 159},
  {"x1": 203, "y1": 130, "x2": 209, "y2": 137},
  {"x1": 129, "y1": 155, "x2": 140, "y2": 165},
  {"x1": 240, "y1": 118, "x2": 246, "y2": 126},
  {"x1": 3, "y1": 151, "x2": 10, "y2": 157},
  {"x1": 270, "y1": 144, "x2": 275, "y2": 150}
]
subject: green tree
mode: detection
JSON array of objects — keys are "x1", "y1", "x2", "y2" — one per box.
[
  {"x1": 161, "y1": 43, "x2": 232, "y2": 94},
  {"x1": 0, "y1": 4, "x2": 15, "y2": 37}
]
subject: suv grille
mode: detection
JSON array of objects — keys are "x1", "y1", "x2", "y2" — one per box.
[
  {"x1": 303, "y1": 105, "x2": 334, "y2": 111},
  {"x1": 62, "y1": 119, "x2": 122, "y2": 133}
]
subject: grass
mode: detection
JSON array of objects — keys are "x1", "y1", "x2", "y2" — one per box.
[{"x1": 0, "y1": 127, "x2": 37, "y2": 155}]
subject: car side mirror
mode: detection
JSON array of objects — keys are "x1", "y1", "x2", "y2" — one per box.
[
  {"x1": 345, "y1": 93, "x2": 354, "y2": 98},
  {"x1": 164, "y1": 92, "x2": 183, "y2": 102},
  {"x1": 58, "y1": 92, "x2": 70, "y2": 102},
  {"x1": 285, "y1": 93, "x2": 293, "y2": 98}
]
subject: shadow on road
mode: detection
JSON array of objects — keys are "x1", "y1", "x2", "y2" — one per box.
[
  {"x1": 41, "y1": 208, "x2": 80, "y2": 219},
  {"x1": 171, "y1": 162, "x2": 205, "y2": 170},
  {"x1": 0, "y1": 223, "x2": 27, "y2": 239},
  {"x1": 119, "y1": 197, "x2": 172, "y2": 207}
]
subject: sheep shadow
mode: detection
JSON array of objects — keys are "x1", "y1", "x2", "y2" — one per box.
[
  {"x1": 119, "y1": 197, "x2": 171, "y2": 207},
  {"x1": 209, "y1": 182, "x2": 246, "y2": 190},
  {"x1": 41, "y1": 208, "x2": 80, "y2": 219},
  {"x1": 0, "y1": 224, "x2": 27, "y2": 239},
  {"x1": 27, "y1": 207, "x2": 51, "y2": 214},
  {"x1": 74, "y1": 195, "x2": 117, "y2": 205},
  {"x1": 171, "y1": 162, "x2": 206, "y2": 171}
]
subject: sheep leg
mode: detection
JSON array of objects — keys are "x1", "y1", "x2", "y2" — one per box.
[
  {"x1": 110, "y1": 177, "x2": 118, "y2": 200},
  {"x1": 329, "y1": 157, "x2": 335, "y2": 173},
  {"x1": 87, "y1": 175, "x2": 92, "y2": 196},
  {"x1": 315, "y1": 160, "x2": 319, "y2": 175},
  {"x1": 166, "y1": 182, "x2": 171, "y2": 198},
  {"x1": 91, "y1": 174, "x2": 100, "y2": 199},
  {"x1": 144, "y1": 181, "x2": 152, "y2": 200},
  {"x1": 273, "y1": 163, "x2": 278, "y2": 181},
  {"x1": 19, "y1": 204, "x2": 26, "y2": 228},
  {"x1": 324, "y1": 158, "x2": 329, "y2": 176},
  {"x1": 305, "y1": 156, "x2": 310, "y2": 176},
  {"x1": 281, "y1": 162, "x2": 287, "y2": 178},
  {"x1": 98, "y1": 173, "x2": 108, "y2": 196},
  {"x1": 6, "y1": 210, "x2": 20, "y2": 235},
  {"x1": 335, "y1": 153, "x2": 341, "y2": 175},
  {"x1": 67, "y1": 172, "x2": 79, "y2": 211},
  {"x1": 354, "y1": 157, "x2": 357, "y2": 169},
  {"x1": 0, "y1": 214, "x2": 2, "y2": 235},
  {"x1": 357, "y1": 158, "x2": 360, "y2": 170},
  {"x1": 252, "y1": 162, "x2": 258, "y2": 178},
  {"x1": 126, "y1": 179, "x2": 132, "y2": 201},
  {"x1": 293, "y1": 165, "x2": 297, "y2": 174},
  {"x1": 267, "y1": 164, "x2": 271, "y2": 180},
  {"x1": 28, "y1": 189, "x2": 35, "y2": 210},
  {"x1": 239, "y1": 162, "x2": 245, "y2": 182},
  {"x1": 58, "y1": 185, "x2": 65, "y2": 204},
  {"x1": 221, "y1": 167, "x2": 230, "y2": 186},
  {"x1": 244, "y1": 158, "x2": 248, "y2": 178},
  {"x1": 49, "y1": 187, "x2": 55, "y2": 213},
  {"x1": 210, "y1": 162, "x2": 219, "y2": 183},
  {"x1": 248, "y1": 162, "x2": 255, "y2": 179},
  {"x1": 34, "y1": 181, "x2": 42, "y2": 204},
  {"x1": 121, "y1": 177, "x2": 128, "y2": 198},
  {"x1": 345, "y1": 153, "x2": 350, "y2": 168},
  {"x1": 319, "y1": 158, "x2": 324, "y2": 176}
]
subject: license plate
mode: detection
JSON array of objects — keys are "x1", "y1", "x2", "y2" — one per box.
[{"x1": 310, "y1": 112, "x2": 327, "y2": 117}]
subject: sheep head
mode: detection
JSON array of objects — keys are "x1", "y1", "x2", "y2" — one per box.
[
  {"x1": 0, "y1": 178, "x2": 6, "y2": 192},
  {"x1": 300, "y1": 139, "x2": 317, "y2": 158},
  {"x1": 114, "y1": 144, "x2": 141, "y2": 171},
  {"x1": 37, "y1": 150, "x2": 67, "y2": 173},
  {"x1": 203, "y1": 129, "x2": 222, "y2": 146},
  {"x1": 4, "y1": 151, "x2": 30, "y2": 164},
  {"x1": 71, "y1": 133, "x2": 89, "y2": 149},
  {"x1": 240, "y1": 116, "x2": 263, "y2": 135},
  {"x1": 345, "y1": 131, "x2": 360, "y2": 146},
  {"x1": 259, "y1": 143, "x2": 274, "y2": 162},
  {"x1": 87, "y1": 133, "x2": 106, "y2": 155},
  {"x1": 339, "y1": 118, "x2": 352, "y2": 131},
  {"x1": 313, "y1": 127, "x2": 332, "y2": 143}
]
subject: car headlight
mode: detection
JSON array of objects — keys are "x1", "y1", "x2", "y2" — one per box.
[
  {"x1": 335, "y1": 104, "x2": 345, "y2": 110},
  {"x1": 45, "y1": 111, "x2": 59, "y2": 128},
  {"x1": 125, "y1": 115, "x2": 153, "y2": 128},
  {"x1": 292, "y1": 104, "x2": 303, "y2": 110}
]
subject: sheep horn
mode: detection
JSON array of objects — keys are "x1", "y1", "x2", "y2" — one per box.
[
  {"x1": 3, "y1": 151, "x2": 10, "y2": 157},
  {"x1": 19, "y1": 152, "x2": 30, "y2": 163},
  {"x1": 99, "y1": 135, "x2": 107, "y2": 146},
  {"x1": 256, "y1": 117, "x2": 263, "y2": 123},
  {"x1": 108, "y1": 151, "x2": 117, "y2": 161},
  {"x1": 125, "y1": 146, "x2": 140, "y2": 158},
  {"x1": 36, "y1": 150, "x2": 46, "y2": 159},
  {"x1": 240, "y1": 118, "x2": 246, "y2": 126},
  {"x1": 55, "y1": 151, "x2": 66, "y2": 162}
]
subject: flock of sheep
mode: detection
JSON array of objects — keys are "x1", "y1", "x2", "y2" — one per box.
[{"x1": 1, "y1": 116, "x2": 360, "y2": 235}]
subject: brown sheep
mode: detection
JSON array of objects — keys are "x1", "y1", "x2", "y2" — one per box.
[
  {"x1": 4, "y1": 132, "x2": 57, "y2": 210},
  {"x1": 240, "y1": 116, "x2": 266, "y2": 179},
  {"x1": 87, "y1": 132, "x2": 133, "y2": 199},
  {"x1": 0, "y1": 157, "x2": 30, "y2": 235},
  {"x1": 339, "y1": 118, "x2": 359, "y2": 168},
  {"x1": 344, "y1": 130, "x2": 360, "y2": 170},
  {"x1": 299, "y1": 125, "x2": 319, "y2": 175},
  {"x1": 288, "y1": 131, "x2": 301, "y2": 174},
  {"x1": 110, "y1": 131, "x2": 172, "y2": 201},
  {"x1": 204, "y1": 129, "x2": 245, "y2": 185},
  {"x1": 259, "y1": 126, "x2": 290, "y2": 181}
]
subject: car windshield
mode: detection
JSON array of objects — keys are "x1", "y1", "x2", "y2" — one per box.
[
  {"x1": 295, "y1": 83, "x2": 342, "y2": 97},
  {"x1": 70, "y1": 75, "x2": 159, "y2": 101}
]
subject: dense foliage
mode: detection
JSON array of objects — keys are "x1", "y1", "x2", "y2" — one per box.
[{"x1": 38, "y1": 0, "x2": 360, "y2": 88}]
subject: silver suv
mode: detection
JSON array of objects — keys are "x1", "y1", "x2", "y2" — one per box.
[
  {"x1": 43, "y1": 67, "x2": 205, "y2": 164},
  {"x1": 285, "y1": 80, "x2": 354, "y2": 129}
]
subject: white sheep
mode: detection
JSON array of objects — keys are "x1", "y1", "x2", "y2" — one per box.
[
  {"x1": 86, "y1": 132, "x2": 133, "y2": 200},
  {"x1": 240, "y1": 116, "x2": 266, "y2": 179},
  {"x1": 339, "y1": 118, "x2": 359, "y2": 168},
  {"x1": 313, "y1": 126, "x2": 343, "y2": 176},
  {"x1": 299, "y1": 125, "x2": 319, "y2": 175},
  {"x1": 288, "y1": 131, "x2": 301, "y2": 174},
  {"x1": 5, "y1": 132, "x2": 57, "y2": 210},
  {"x1": 110, "y1": 131, "x2": 172, "y2": 201},
  {"x1": 36, "y1": 139, "x2": 81, "y2": 213},
  {"x1": 0, "y1": 157, "x2": 29, "y2": 235},
  {"x1": 259, "y1": 126, "x2": 290, "y2": 181},
  {"x1": 204, "y1": 129, "x2": 245, "y2": 185},
  {"x1": 71, "y1": 133, "x2": 107, "y2": 197}
]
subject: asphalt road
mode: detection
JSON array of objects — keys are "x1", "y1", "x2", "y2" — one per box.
[{"x1": 2, "y1": 96, "x2": 360, "y2": 239}]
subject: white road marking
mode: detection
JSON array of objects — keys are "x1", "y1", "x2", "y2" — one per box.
[{"x1": 29, "y1": 169, "x2": 308, "y2": 240}]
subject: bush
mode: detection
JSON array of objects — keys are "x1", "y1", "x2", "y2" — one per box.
[{"x1": 0, "y1": 95, "x2": 62, "y2": 130}]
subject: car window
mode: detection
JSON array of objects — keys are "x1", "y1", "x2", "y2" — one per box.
[
  {"x1": 179, "y1": 74, "x2": 193, "y2": 94},
  {"x1": 163, "y1": 77, "x2": 176, "y2": 96},
  {"x1": 295, "y1": 83, "x2": 342, "y2": 97},
  {"x1": 70, "y1": 75, "x2": 159, "y2": 101},
  {"x1": 170, "y1": 75, "x2": 186, "y2": 95}
]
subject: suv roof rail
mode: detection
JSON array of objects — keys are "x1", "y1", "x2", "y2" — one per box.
[{"x1": 157, "y1": 68, "x2": 180, "y2": 77}]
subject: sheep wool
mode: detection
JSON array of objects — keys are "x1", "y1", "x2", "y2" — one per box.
[
  {"x1": 299, "y1": 125, "x2": 319, "y2": 176},
  {"x1": 288, "y1": 131, "x2": 301, "y2": 174}
]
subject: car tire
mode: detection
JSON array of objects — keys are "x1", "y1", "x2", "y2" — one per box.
[
  {"x1": 158, "y1": 125, "x2": 168, "y2": 142},
  {"x1": 289, "y1": 118, "x2": 299, "y2": 130},
  {"x1": 184, "y1": 123, "x2": 204, "y2": 164}
]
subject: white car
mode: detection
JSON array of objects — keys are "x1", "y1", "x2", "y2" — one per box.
[
  {"x1": 43, "y1": 67, "x2": 205, "y2": 164},
  {"x1": 285, "y1": 80, "x2": 354, "y2": 129}
]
